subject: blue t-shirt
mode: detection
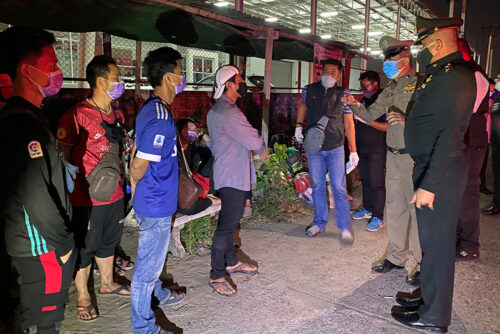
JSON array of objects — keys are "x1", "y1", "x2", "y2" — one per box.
[{"x1": 133, "y1": 96, "x2": 178, "y2": 218}]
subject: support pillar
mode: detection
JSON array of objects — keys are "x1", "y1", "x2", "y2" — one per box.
[
  {"x1": 103, "y1": 33, "x2": 112, "y2": 57},
  {"x1": 362, "y1": 0, "x2": 370, "y2": 70},
  {"x1": 309, "y1": 0, "x2": 317, "y2": 84},
  {"x1": 134, "y1": 40, "x2": 142, "y2": 114},
  {"x1": 343, "y1": 53, "x2": 353, "y2": 89},
  {"x1": 396, "y1": 1, "x2": 401, "y2": 40},
  {"x1": 261, "y1": 28, "x2": 275, "y2": 145}
]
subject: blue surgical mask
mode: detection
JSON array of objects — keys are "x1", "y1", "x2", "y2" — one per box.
[
  {"x1": 383, "y1": 60, "x2": 402, "y2": 80},
  {"x1": 321, "y1": 75, "x2": 336, "y2": 88}
]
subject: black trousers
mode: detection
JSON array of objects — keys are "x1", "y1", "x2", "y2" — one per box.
[
  {"x1": 12, "y1": 248, "x2": 76, "y2": 334},
  {"x1": 210, "y1": 187, "x2": 246, "y2": 280},
  {"x1": 416, "y1": 157, "x2": 467, "y2": 327},
  {"x1": 457, "y1": 146, "x2": 486, "y2": 252},
  {"x1": 479, "y1": 146, "x2": 489, "y2": 187},
  {"x1": 493, "y1": 146, "x2": 500, "y2": 209},
  {"x1": 358, "y1": 151, "x2": 386, "y2": 219}
]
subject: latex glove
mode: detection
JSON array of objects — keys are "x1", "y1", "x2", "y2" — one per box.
[
  {"x1": 295, "y1": 127, "x2": 304, "y2": 143},
  {"x1": 354, "y1": 114, "x2": 367, "y2": 124},
  {"x1": 349, "y1": 152, "x2": 359, "y2": 167}
]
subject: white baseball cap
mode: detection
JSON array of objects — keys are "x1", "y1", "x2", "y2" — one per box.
[{"x1": 214, "y1": 65, "x2": 239, "y2": 99}]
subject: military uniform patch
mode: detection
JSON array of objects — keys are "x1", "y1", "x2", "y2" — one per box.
[{"x1": 27, "y1": 141, "x2": 43, "y2": 159}]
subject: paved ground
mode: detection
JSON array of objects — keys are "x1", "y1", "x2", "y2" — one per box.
[{"x1": 60, "y1": 189, "x2": 500, "y2": 334}]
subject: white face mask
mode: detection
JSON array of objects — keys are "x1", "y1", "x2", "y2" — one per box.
[
  {"x1": 321, "y1": 75, "x2": 337, "y2": 88},
  {"x1": 495, "y1": 81, "x2": 500, "y2": 92}
]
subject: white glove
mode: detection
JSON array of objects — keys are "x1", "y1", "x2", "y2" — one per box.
[
  {"x1": 295, "y1": 127, "x2": 304, "y2": 143},
  {"x1": 354, "y1": 114, "x2": 367, "y2": 124},
  {"x1": 349, "y1": 152, "x2": 359, "y2": 167}
]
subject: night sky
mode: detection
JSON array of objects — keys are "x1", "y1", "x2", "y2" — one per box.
[{"x1": 430, "y1": 0, "x2": 500, "y2": 77}]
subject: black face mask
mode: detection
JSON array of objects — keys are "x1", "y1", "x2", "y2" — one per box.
[{"x1": 237, "y1": 82, "x2": 248, "y2": 98}]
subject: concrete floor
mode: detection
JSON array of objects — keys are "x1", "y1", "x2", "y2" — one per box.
[{"x1": 59, "y1": 190, "x2": 500, "y2": 334}]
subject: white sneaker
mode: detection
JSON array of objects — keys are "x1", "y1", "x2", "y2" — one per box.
[{"x1": 341, "y1": 229, "x2": 354, "y2": 244}]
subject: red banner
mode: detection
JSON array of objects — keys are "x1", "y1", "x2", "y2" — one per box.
[{"x1": 313, "y1": 43, "x2": 342, "y2": 82}]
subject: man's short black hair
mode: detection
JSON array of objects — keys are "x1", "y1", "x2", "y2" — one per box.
[
  {"x1": 144, "y1": 47, "x2": 182, "y2": 88},
  {"x1": 359, "y1": 71, "x2": 380, "y2": 86},
  {"x1": 86, "y1": 55, "x2": 117, "y2": 89},
  {"x1": 322, "y1": 58, "x2": 343, "y2": 72},
  {"x1": 0, "y1": 26, "x2": 55, "y2": 80}
]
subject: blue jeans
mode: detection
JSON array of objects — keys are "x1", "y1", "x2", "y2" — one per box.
[
  {"x1": 131, "y1": 216, "x2": 172, "y2": 334},
  {"x1": 307, "y1": 145, "x2": 351, "y2": 231}
]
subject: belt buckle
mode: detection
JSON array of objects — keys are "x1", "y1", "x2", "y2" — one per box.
[{"x1": 391, "y1": 147, "x2": 399, "y2": 155}]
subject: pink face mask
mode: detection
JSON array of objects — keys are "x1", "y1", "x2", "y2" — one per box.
[{"x1": 28, "y1": 65, "x2": 63, "y2": 97}]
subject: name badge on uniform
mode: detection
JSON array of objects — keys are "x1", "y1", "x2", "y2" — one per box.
[{"x1": 28, "y1": 141, "x2": 43, "y2": 159}]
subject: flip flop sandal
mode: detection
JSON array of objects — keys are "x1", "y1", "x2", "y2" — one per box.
[
  {"x1": 226, "y1": 262, "x2": 258, "y2": 275},
  {"x1": 76, "y1": 304, "x2": 99, "y2": 322},
  {"x1": 115, "y1": 256, "x2": 135, "y2": 271},
  {"x1": 159, "y1": 291, "x2": 186, "y2": 307},
  {"x1": 98, "y1": 285, "x2": 131, "y2": 297},
  {"x1": 208, "y1": 280, "x2": 236, "y2": 297}
]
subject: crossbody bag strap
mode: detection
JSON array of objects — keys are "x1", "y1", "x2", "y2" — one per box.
[{"x1": 158, "y1": 98, "x2": 194, "y2": 179}]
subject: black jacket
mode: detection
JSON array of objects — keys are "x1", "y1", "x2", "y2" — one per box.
[
  {"x1": 0, "y1": 97, "x2": 73, "y2": 257},
  {"x1": 405, "y1": 52, "x2": 476, "y2": 193}
]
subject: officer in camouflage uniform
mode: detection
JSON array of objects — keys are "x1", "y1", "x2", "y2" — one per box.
[{"x1": 344, "y1": 36, "x2": 421, "y2": 284}]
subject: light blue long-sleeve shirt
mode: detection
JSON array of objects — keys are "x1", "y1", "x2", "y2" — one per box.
[{"x1": 207, "y1": 94, "x2": 266, "y2": 191}]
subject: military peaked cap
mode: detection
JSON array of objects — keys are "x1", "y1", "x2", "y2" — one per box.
[
  {"x1": 379, "y1": 36, "x2": 413, "y2": 59},
  {"x1": 414, "y1": 16, "x2": 463, "y2": 45}
]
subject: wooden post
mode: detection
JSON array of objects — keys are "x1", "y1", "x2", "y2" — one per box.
[
  {"x1": 134, "y1": 40, "x2": 142, "y2": 113},
  {"x1": 261, "y1": 28, "x2": 275, "y2": 145},
  {"x1": 103, "y1": 33, "x2": 112, "y2": 57},
  {"x1": 343, "y1": 53, "x2": 353, "y2": 89}
]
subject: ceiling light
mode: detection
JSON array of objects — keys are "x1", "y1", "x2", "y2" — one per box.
[
  {"x1": 370, "y1": 50, "x2": 382, "y2": 55},
  {"x1": 299, "y1": 28, "x2": 311, "y2": 33},
  {"x1": 321, "y1": 34, "x2": 332, "y2": 39},
  {"x1": 368, "y1": 31, "x2": 383, "y2": 36},
  {"x1": 359, "y1": 47, "x2": 372, "y2": 52},
  {"x1": 320, "y1": 11, "x2": 338, "y2": 18},
  {"x1": 214, "y1": 1, "x2": 229, "y2": 7},
  {"x1": 261, "y1": 0, "x2": 275, "y2": 2},
  {"x1": 265, "y1": 17, "x2": 278, "y2": 22},
  {"x1": 352, "y1": 24, "x2": 365, "y2": 30}
]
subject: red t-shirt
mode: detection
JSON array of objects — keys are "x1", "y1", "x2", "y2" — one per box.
[{"x1": 57, "y1": 100, "x2": 125, "y2": 207}]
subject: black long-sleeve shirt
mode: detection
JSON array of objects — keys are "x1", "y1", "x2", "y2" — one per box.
[{"x1": 0, "y1": 97, "x2": 73, "y2": 257}]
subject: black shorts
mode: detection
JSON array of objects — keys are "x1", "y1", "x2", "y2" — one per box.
[
  {"x1": 73, "y1": 200, "x2": 124, "y2": 268},
  {"x1": 11, "y1": 248, "x2": 76, "y2": 333}
]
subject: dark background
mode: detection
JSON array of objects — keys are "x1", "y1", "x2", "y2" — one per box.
[{"x1": 431, "y1": 0, "x2": 500, "y2": 78}]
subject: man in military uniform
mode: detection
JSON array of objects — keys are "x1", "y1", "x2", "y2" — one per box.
[
  {"x1": 343, "y1": 36, "x2": 421, "y2": 284},
  {"x1": 391, "y1": 17, "x2": 476, "y2": 333}
]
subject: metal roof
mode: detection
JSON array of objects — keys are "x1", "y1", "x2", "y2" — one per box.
[{"x1": 205, "y1": 0, "x2": 436, "y2": 56}]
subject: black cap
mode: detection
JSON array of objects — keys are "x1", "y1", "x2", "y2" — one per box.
[
  {"x1": 414, "y1": 16, "x2": 463, "y2": 45},
  {"x1": 379, "y1": 36, "x2": 413, "y2": 59}
]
